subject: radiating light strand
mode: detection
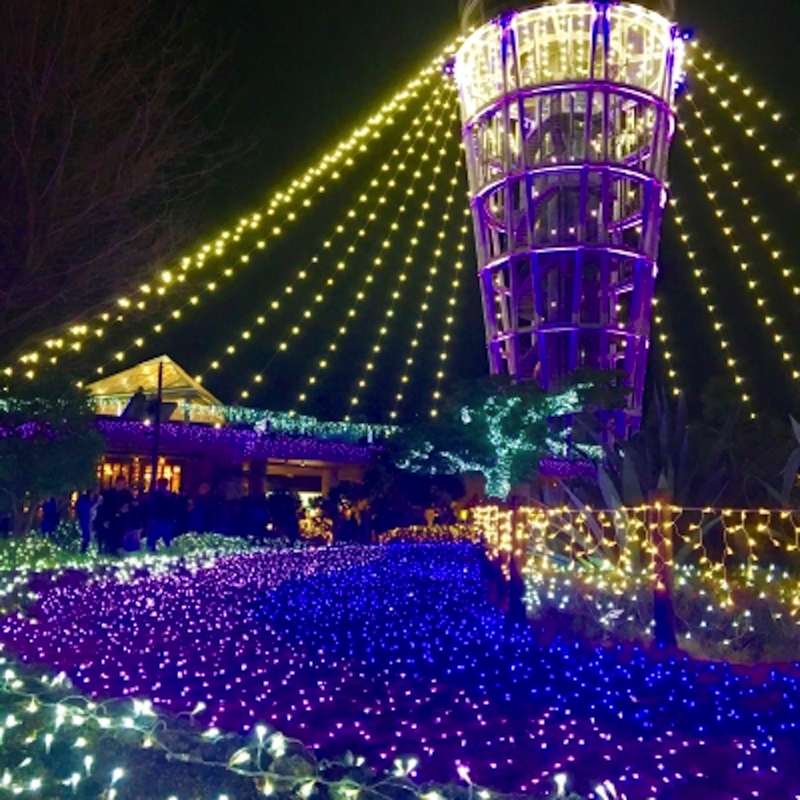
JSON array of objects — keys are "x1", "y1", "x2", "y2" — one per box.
[
  {"x1": 678, "y1": 117, "x2": 797, "y2": 384},
  {"x1": 86, "y1": 85, "x2": 456, "y2": 384},
  {"x1": 650, "y1": 295, "x2": 683, "y2": 399},
  {"x1": 429, "y1": 210, "x2": 471, "y2": 419},
  {"x1": 337, "y1": 147, "x2": 463, "y2": 417},
  {"x1": 11, "y1": 38, "x2": 465, "y2": 380},
  {"x1": 195, "y1": 82, "x2": 453, "y2": 394},
  {"x1": 251, "y1": 87, "x2": 459, "y2": 413},
  {"x1": 668, "y1": 187, "x2": 753, "y2": 410}
]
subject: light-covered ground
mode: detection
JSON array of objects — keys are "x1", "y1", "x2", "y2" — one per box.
[{"x1": 0, "y1": 541, "x2": 798, "y2": 798}]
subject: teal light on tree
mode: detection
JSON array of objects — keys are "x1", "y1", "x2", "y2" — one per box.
[{"x1": 394, "y1": 378, "x2": 601, "y2": 500}]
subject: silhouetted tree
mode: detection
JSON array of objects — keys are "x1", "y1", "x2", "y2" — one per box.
[
  {"x1": 0, "y1": 0, "x2": 226, "y2": 357},
  {"x1": 0, "y1": 370, "x2": 104, "y2": 535},
  {"x1": 698, "y1": 376, "x2": 797, "y2": 507},
  {"x1": 265, "y1": 491, "x2": 301, "y2": 541}
]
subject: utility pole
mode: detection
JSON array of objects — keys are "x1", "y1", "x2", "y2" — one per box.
[{"x1": 150, "y1": 359, "x2": 164, "y2": 492}]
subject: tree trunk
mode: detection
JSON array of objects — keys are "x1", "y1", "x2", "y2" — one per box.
[
  {"x1": 649, "y1": 492, "x2": 678, "y2": 649},
  {"x1": 12, "y1": 502, "x2": 38, "y2": 537}
]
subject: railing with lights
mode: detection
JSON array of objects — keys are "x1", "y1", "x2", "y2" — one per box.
[
  {"x1": 470, "y1": 503, "x2": 800, "y2": 655},
  {"x1": 91, "y1": 395, "x2": 396, "y2": 445},
  {"x1": 472, "y1": 504, "x2": 800, "y2": 589}
]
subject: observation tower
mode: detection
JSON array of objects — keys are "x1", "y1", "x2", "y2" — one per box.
[{"x1": 454, "y1": 0, "x2": 684, "y2": 431}]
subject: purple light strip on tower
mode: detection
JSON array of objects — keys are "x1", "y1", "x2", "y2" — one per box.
[
  {"x1": 461, "y1": 81, "x2": 674, "y2": 132},
  {"x1": 455, "y1": 2, "x2": 678, "y2": 433}
]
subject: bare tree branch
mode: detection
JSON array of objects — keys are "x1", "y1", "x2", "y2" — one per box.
[{"x1": 0, "y1": 0, "x2": 232, "y2": 358}]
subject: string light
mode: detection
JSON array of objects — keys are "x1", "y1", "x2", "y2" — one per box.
[
  {"x1": 280, "y1": 94, "x2": 460, "y2": 418},
  {"x1": 83, "y1": 84, "x2": 459, "y2": 384},
  {"x1": 685, "y1": 44, "x2": 798, "y2": 187},
  {"x1": 388, "y1": 200, "x2": 465, "y2": 421},
  {"x1": 91, "y1": 396, "x2": 396, "y2": 442},
  {"x1": 667, "y1": 191, "x2": 753, "y2": 408},
  {"x1": 683, "y1": 98, "x2": 800, "y2": 354},
  {"x1": 4, "y1": 528, "x2": 800, "y2": 796},
  {"x1": 82, "y1": 83, "x2": 450, "y2": 382},
  {"x1": 193, "y1": 82, "x2": 455, "y2": 394},
  {"x1": 678, "y1": 119, "x2": 797, "y2": 383},
  {"x1": 339, "y1": 148, "x2": 463, "y2": 417},
  {"x1": 18, "y1": 97, "x2": 419, "y2": 372},
  {"x1": 687, "y1": 42, "x2": 785, "y2": 124},
  {"x1": 399, "y1": 385, "x2": 593, "y2": 498},
  {"x1": 474, "y1": 504, "x2": 800, "y2": 626},
  {"x1": 0, "y1": 544, "x2": 491, "y2": 799},
  {"x1": 93, "y1": 417, "x2": 375, "y2": 467},
  {"x1": 12, "y1": 38, "x2": 465, "y2": 379},
  {"x1": 428, "y1": 209, "x2": 471, "y2": 419},
  {"x1": 650, "y1": 296, "x2": 683, "y2": 398},
  {"x1": 17, "y1": 33, "x2": 797, "y2": 417}
]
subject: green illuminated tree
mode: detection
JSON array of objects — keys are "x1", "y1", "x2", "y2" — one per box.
[
  {"x1": 0, "y1": 371, "x2": 104, "y2": 535},
  {"x1": 393, "y1": 376, "x2": 602, "y2": 500}
]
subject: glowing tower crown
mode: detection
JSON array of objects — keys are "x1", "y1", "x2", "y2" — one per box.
[{"x1": 454, "y1": 0, "x2": 684, "y2": 430}]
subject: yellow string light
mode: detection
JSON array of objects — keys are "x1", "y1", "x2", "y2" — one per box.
[
  {"x1": 196, "y1": 83, "x2": 454, "y2": 392},
  {"x1": 83, "y1": 83, "x2": 456, "y2": 382},
  {"x1": 650, "y1": 296, "x2": 683, "y2": 398},
  {"x1": 473, "y1": 504, "x2": 800, "y2": 614},
  {"x1": 21, "y1": 97, "x2": 421, "y2": 372},
  {"x1": 687, "y1": 42, "x2": 785, "y2": 123},
  {"x1": 685, "y1": 44, "x2": 797, "y2": 185},
  {"x1": 428, "y1": 209, "x2": 471, "y2": 419},
  {"x1": 683, "y1": 100, "x2": 800, "y2": 369},
  {"x1": 667, "y1": 190, "x2": 753, "y2": 410},
  {"x1": 239, "y1": 87, "x2": 459, "y2": 411},
  {"x1": 389, "y1": 198, "x2": 466, "y2": 422},
  {"x1": 338, "y1": 145, "x2": 463, "y2": 417},
  {"x1": 21, "y1": 134, "x2": 415, "y2": 376},
  {"x1": 12, "y1": 37, "x2": 466, "y2": 380},
  {"x1": 76, "y1": 90, "x2": 440, "y2": 382},
  {"x1": 306, "y1": 101, "x2": 459, "y2": 419},
  {"x1": 678, "y1": 118, "x2": 797, "y2": 383}
]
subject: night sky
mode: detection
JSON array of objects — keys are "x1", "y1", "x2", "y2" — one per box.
[{"x1": 71, "y1": 0, "x2": 800, "y2": 422}]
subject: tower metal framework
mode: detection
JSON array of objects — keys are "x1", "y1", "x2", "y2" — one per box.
[{"x1": 454, "y1": 0, "x2": 683, "y2": 430}]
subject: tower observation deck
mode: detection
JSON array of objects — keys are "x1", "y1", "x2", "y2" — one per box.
[{"x1": 454, "y1": 0, "x2": 684, "y2": 431}]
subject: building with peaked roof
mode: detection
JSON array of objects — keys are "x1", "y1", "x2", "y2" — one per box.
[
  {"x1": 87, "y1": 354, "x2": 225, "y2": 425},
  {"x1": 88, "y1": 356, "x2": 375, "y2": 503}
]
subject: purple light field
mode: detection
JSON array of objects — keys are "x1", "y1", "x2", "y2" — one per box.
[{"x1": 2, "y1": 544, "x2": 799, "y2": 798}]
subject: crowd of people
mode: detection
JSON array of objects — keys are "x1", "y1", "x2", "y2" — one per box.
[
  {"x1": 75, "y1": 476, "x2": 182, "y2": 555},
  {"x1": 59, "y1": 480, "x2": 313, "y2": 555},
  {"x1": 26, "y1": 478, "x2": 472, "y2": 556}
]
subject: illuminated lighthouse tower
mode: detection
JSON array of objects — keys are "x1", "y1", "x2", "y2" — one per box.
[{"x1": 454, "y1": 0, "x2": 684, "y2": 430}]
